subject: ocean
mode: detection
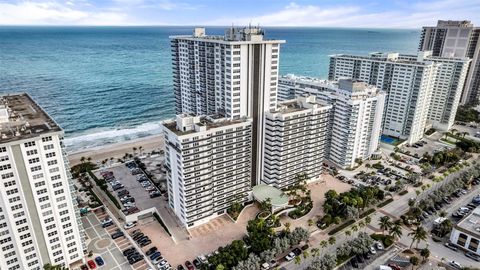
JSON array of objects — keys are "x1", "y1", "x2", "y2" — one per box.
[{"x1": 0, "y1": 26, "x2": 420, "y2": 152}]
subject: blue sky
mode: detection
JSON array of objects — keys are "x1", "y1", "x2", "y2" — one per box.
[{"x1": 0, "y1": 0, "x2": 479, "y2": 27}]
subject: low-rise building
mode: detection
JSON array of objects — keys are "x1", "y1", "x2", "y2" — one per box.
[
  {"x1": 450, "y1": 207, "x2": 480, "y2": 255},
  {"x1": 162, "y1": 114, "x2": 252, "y2": 228},
  {"x1": 263, "y1": 96, "x2": 332, "y2": 188}
]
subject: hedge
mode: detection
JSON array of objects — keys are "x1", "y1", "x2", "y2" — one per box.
[
  {"x1": 371, "y1": 234, "x2": 394, "y2": 247},
  {"x1": 105, "y1": 190, "x2": 121, "y2": 209},
  {"x1": 153, "y1": 212, "x2": 172, "y2": 236},
  {"x1": 398, "y1": 190, "x2": 408, "y2": 196},
  {"x1": 377, "y1": 198, "x2": 394, "y2": 208},
  {"x1": 359, "y1": 208, "x2": 375, "y2": 218},
  {"x1": 88, "y1": 170, "x2": 120, "y2": 209},
  {"x1": 328, "y1": 219, "x2": 355, "y2": 235}
]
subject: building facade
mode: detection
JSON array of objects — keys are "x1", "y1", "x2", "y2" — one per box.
[
  {"x1": 419, "y1": 20, "x2": 480, "y2": 104},
  {"x1": 263, "y1": 96, "x2": 332, "y2": 188},
  {"x1": 450, "y1": 207, "x2": 480, "y2": 255},
  {"x1": 0, "y1": 94, "x2": 85, "y2": 270},
  {"x1": 329, "y1": 52, "x2": 439, "y2": 144},
  {"x1": 171, "y1": 27, "x2": 285, "y2": 185},
  {"x1": 162, "y1": 114, "x2": 252, "y2": 228},
  {"x1": 278, "y1": 76, "x2": 385, "y2": 168}
]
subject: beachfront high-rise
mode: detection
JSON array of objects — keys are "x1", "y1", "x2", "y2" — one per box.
[
  {"x1": 170, "y1": 27, "x2": 285, "y2": 185},
  {"x1": 0, "y1": 94, "x2": 85, "y2": 269},
  {"x1": 329, "y1": 52, "x2": 439, "y2": 144},
  {"x1": 278, "y1": 76, "x2": 386, "y2": 168},
  {"x1": 419, "y1": 20, "x2": 480, "y2": 105},
  {"x1": 162, "y1": 115, "x2": 252, "y2": 228},
  {"x1": 263, "y1": 96, "x2": 332, "y2": 188}
]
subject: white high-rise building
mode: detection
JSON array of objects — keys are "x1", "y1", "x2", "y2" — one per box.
[
  {"x1": 0, "y1": 94, "x2": 85, "y2": 270},
  {"x1": 419, "y1": 20, "x2": 480, "y2": 104},
  {"x1": 278, "y1": 76, "x2": 386, "y2": 168},
  {"x1": 263, "y1": 96, "x2": 332, "y2": 188},
  {"x1": 329, "y1": 52, "x2": 439, "y2": 144},
  {"x1": 403, "y1": 52, "x2": 470, "y2": 131},
  {"x1": 170, "y1": 27, "x2": 285, "y2": 185},
  {"x1": 162, "y1": 114, "x2": 252, "y2": 228}
]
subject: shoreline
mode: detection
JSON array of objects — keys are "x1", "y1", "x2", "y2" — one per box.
[{"x1": 67, "y1": 134, "x2": 165, "y2": 166}]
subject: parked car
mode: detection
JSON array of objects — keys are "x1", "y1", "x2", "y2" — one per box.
[
  {"x1": 177, "y1": 266, "x2": 185, "y2": 270},
  {"x1": 449, "y1": 261, "x2": 462, "y2": 269},
  {"x1": 80, "y1": 265, "x2": 88, "y2": 270},
  {"x1": 124, "y1": 221, "x2": 137, "y2": 229},
  {"x1": 292, "y1": 247, "x2": 302, "y2": 256},
  {"x1": 111, "y1": 230, "x2": 124, "y2": 239},
  {"x1": 146, "y1": 247, "x2": 158, "y2": 256},
  {"x1": 185, "y1": 261, "x2": 194, "y2": 270},
  {"x1": 465, "y1": 251, "x2": 480, "y2": 261},
  {"x1": 193, "y1": 259, "x2": 202, "y2": 268},
  {"x1": 375, "y1": 242, "x2": 384, "y2": 250},
  {"x1": 94, "y1": 256, "x2": 104, "y2": 266},
  {"x1": 445, "y1": 243, "x2": 458, "y2": 252},
  {"x1": 369, "y1": 246, "x2": 377, "y2": 254},
  {"x1": 87, "y1": 260, "x2": 96, "y2": 269},
  {"x1": 285, "y1": 252, "x2": 295, "y2": 261}
]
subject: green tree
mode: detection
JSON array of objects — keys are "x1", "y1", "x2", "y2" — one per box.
[
  {"x1": 408, "y1": 226, "x2": 427, "y2": 249},
  {"x1": 389, "y1": 220, "x2": 403, "y2": 240},
  {"x1": 378, "y1": 216, "x2": 392, "y2": 235},
  {"x1": 247, "y1": 219, "x2": 274, "y2": 254},
  {"x1": 420, "y1": 248, "x2": 430, "y2": 262},
  {"x1": 409, "y1": 256, "x2": 419, "y2": 270},
  {"x1": 328, "y1": 236, "x2": 336, "y2": 246}
]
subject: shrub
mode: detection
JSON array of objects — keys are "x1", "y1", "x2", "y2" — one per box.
[
  {"x1": 377, "y1": 198, "x2": 394, "y2": 208},
  {"x1": 399, "y1": 190, "x2": 408, "y2": 196},
  {"x1": 328, "y1": 219, "x2": 355, "y2": 235},
  {"x1": 359, "y1": 208, "x2": 375, "y2": 218}
]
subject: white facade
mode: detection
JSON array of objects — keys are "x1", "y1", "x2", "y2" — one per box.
[
  {"x1": 162, "y1": 114, "x2": 252, "y2": 228},
  {"x1": 329, "y1": 52, "x2": 439, "y2": 144},
  {"x1": 278, "y1": 76, "x2": 385, "y2": 168},
  {"x1": 0, "y1": 94, "x2": 85, "y2": 270},
  {"x1": 419, "y1": 20, "x2": 480, "y2": 104},
  {"x1": 263, "y1": 96, "x2": 332, "y2": 188},
  {"x1": 170, "y1": 27, "x2": 285, "y2": 184},
  {"x1": 450, "y1": 207, "x2": 480, "y2": 255},
  {"x1": 408, "y1": 52, "x2": 470, "y2": 131}
]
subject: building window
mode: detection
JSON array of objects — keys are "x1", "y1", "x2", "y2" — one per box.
[
  {"x1": 457, "y1": 233, "x2": 468, "y2": 247},
  {"x1": 468, "y1": 238, "x2": 479, "y2": 252}
]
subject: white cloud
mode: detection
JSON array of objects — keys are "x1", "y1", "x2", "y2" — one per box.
[
  {"x1": 206, "y1": 0, "x2": 480, "y2": 28},
  {"x1": 0, "y1": 1, "x2": 128, "y2": 25}
]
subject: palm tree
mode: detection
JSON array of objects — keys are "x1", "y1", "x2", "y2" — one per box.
[
  {"x1": 410, "y1": 256, "x2": 419, "y2": 270},
  {"x1": 351, "y1": 224, "x2": 359, "y2": 234},
  {"x1": 408, "y1": 226, "x2": 427, "y2": 249},
  {"x1": 345, "y1": 230, "x2": 352, "y2": 238},
  {"x1": 139, "y1": 146, "x2": 143, "y2": 156},
  {"x1": 420, "y1": 248, "x2": 430, "y2": 262},
  {"x1": 80, "y1": 156, "x2": 86, "y2": 164},
  {"x1": 132, "y1": 147, "x2": 137, "y2": 155},
  {"x1": 328, "y1": 236, "x2": 336, "y2": 246},
  {"x1": 389, "y1": 220, "x2": 403, "y2": 240},
  {"x1": 311, "y1": 247, "x2": 320, "y2": 258},
  {"x1": 302, "y1": 250, "x2": 310, "y2": 259},
  {"x1": 294, "y1": 256, "x2": 301, "y2": 265},
  {"x1": 365, "y1": 216, "x2": 372, "y2": 227},
  {"x1": 284, "y1": 222, "x2": 291, "y2": 233},
  {"x1": 358, "y1": 221, "x2": 366, "y2": 231},
  {"x1": 378, "y1": 216, "x2": 392, "y2": 235},
  {"x1": 319, "y1": 240, "x2": 328, "y2": 255},
  {"x1": 308, "y1": 219, "x2": 314, "y2": 228}
]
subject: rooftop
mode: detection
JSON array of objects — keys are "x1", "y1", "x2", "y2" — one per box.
[
  {"x1": 456, "y1": 207, "x2": 480, "y2": 237},
  {"x1": 163, "y1": 114, "x2": 251, "y2": 136},
  {"x1": 170, "y1": 27, "x2": 285, "y2": 44},
  {"x1": 272, "y1": 96, "x2": 330, "y2": 114},
  {"x1": 0, "y1": 93, "x2": 61, "y2": 144}
]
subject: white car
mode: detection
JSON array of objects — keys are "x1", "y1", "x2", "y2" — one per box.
[
  {"x1": 369, "y1": 246, "x2": 377, "y2": 254},
  {"x1": 449, "y1": 261, "x2": 462, "y2": 269},
  {"x1": 101, "y1": 218, "x2": 112, "y2": 225},
  {"x1": 375, "y1": 242, "x2": 384, "y2": 250},
  {"x1": 153, "y1": 256, "x2": 165, "y2": 264},
  {"x1": 124, "y1": 222, "x2": 136, "y2": 229},
  {"x1": 285, "y1": 252, "x2": 295, "y2": 261}
]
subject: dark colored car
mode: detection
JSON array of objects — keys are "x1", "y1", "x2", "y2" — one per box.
[
  {"x1": 292, "y1": 247, "x2": 302, "y2": 256},
  {"x1": 111, "y1": 230, "x2": 124, "y2": 239},
  {"x1": 193, "y1": 259, "x2": 202, "y2": 268},
  {"x1": 146, "y1": 247, "x2": 158, "y2": 256},
  {"x1": 350, "y1": 258, "x2": 358, "y2": 268},
  {"x1": 185, "y1": 261, "x2": 194, "y2": 270},
  {"x1": 81, "y1": 265, "x2": 88, "y2": 270},
  {"x1": 150, "y1": 251, "x2": 162, "y2": 260},
  {"x1": 94, "y1": 256, "x2": 104, "y2": 266},
  {"x1": 177, "y1": 265, "x2": 186, "y2": 270},
  {"x1": 122, "y1": 247, "x2": 135, "y2": 256},
  {"x1": 139, "y1": 239, "x2": 152, "y2": 247}
]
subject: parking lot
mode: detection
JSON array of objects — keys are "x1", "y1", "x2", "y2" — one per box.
[
  {"x1": 81, "y1": 211, "x2": 149, "y2": 270},
  {"x1": 94, "y1": 162, "x2": 164, "y2": 215}
]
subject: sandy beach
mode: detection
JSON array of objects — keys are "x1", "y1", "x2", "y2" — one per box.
[{"x1": 68, "y1": 134, "x2": 165, "y2": 166}]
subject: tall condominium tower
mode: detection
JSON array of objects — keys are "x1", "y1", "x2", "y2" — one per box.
[
  {"x1": 0, "y1": 94, "x2": 85, "y2": 270},
  {"x1": 402, "y1": 52, "x2": 470, "y2": 131},
  {"x1": 419, "y1": 20, "x2": 480, "y2": 104},
  {"x1": 329, "y1": 52, "x2": 439, "y2": 144},
  {"x1": 162, "y1": 115, "x2": 252, "y2": 228},
  {"x1": 263, "y1": 96, "x2": 332, "y2": 188},
  {"x1": 170, "y1": 27, "x2": 285, "y2": 185},
  {"x1": 278, "y1": 76, "x2": 385, "y2": 168}
]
